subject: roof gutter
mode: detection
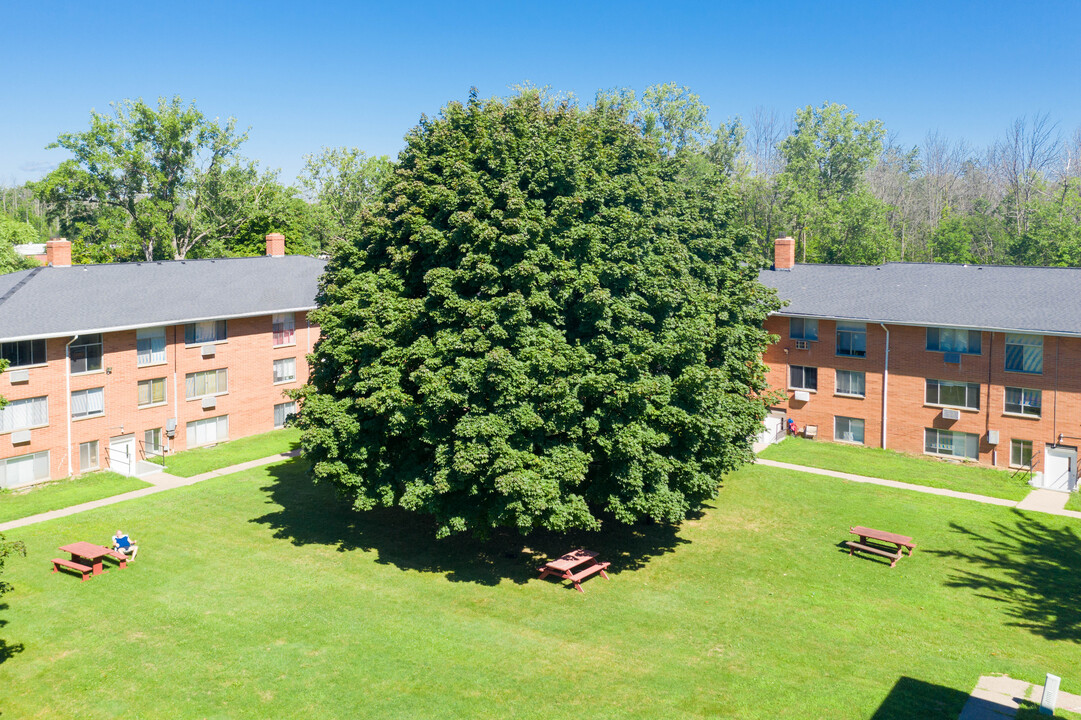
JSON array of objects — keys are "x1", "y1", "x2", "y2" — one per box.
[
  {"x1": 767, "y1": 312, "x2": 1081, "y2": 340},
  {"x1": 0, "y1": 306, "x2": 318, "y2": 344},
  {"x1": 65, "y1": 336, "x2": 76, "y2": 477},
  {"x1": 879, "y1": 323, "x2": 889, "y2": 450}
]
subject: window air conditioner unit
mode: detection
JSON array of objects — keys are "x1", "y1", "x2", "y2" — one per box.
[
  {"x1": 794, "y1": 340, "x2": 809, "y2": 350},
  {"x1": 10, "y1": 429, "x2": 31, "y2": 445},
  {"x1": 201, "y1": 396, "x2": 217, "y2": 410},
  {"x1": 165, "y1": 418, "x2": 177, "y2": 437},
  {"x1": 987, "y1": 430, "x2": 999, "y2": 445},
  {"x1": 792, "y1": 390, "x2": 810, "y2": 402},
  {"x1": 201, "y1": 344, "x2": 216, "y2": 357},
  {"x1": 941, "y1": 408, "x2": 961, "y2": 421},
  {"x1": 8, "y1": 369, "x2": 29, "y2": 383},
  {"x1": 943, "y1": 352, "x2": 961, "y2": 364}
]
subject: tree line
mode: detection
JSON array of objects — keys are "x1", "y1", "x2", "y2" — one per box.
[{"x1": 2, "y1": 89, "x2": 1080, "y2": 271}]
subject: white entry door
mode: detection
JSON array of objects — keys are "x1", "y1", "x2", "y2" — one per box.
[
  {"x1": 1042, "y1": 446, "x2": 1076, "y2": 491},
  {"x1": 109, "y1": 434, "x2": 136, "y2": 476}
]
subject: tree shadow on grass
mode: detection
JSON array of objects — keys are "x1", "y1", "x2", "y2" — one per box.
[
  {"x1": 249, "y1": 460, "x2": 691, "y2": 586},
  {"x1": 929, "y1": 510, "x2": 1081, "y2": 643},
  {"x1": 0, "y1": 604, "x2": 24, "y2": 666}
]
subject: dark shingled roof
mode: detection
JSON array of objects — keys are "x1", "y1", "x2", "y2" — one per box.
[
  {"x1": 0, "y1": 255, "x2": 327, "y2": 342},
  {"x1": 758, "y1": 262, "x2": 1081, "y2": 337}
]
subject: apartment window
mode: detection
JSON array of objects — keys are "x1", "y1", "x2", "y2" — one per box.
[
  {"x1": 789, "y1": 317, "x2": 818, "y2": 341},
  {"x1": 1003, "y1": 387, "x2": 1041, "y2": 418},
  {"x1": 835, "y1": 370, "x2": 865, "y2": 397},
  {"x1": 184, "y1": 320, "x2": 227, "y2": 346},
  {"x1": 1005, "y1": 334, "x2": 1043, "y2": 374},
  {"x1": 836, "y1": 322, "x2": 866, "y2": 358},
  {"x1": 185, "y1": 369, "x2": 228, "y2": 400},
  {"x1": 144, "y1": 428, "x2": 163, "y2": 457},
  {"x1": 70, "y1": 334, "x2": 103, "y2": 374},
  {"x1": 1010, "y1": 439, "x2": 1034, "y2": 468},
  {"x1": 925, "y1": 379, "x2": 980, "y2": 410},
  {"x1": 136, "y1": 327, "x2": 167, "y2": 366},
  {"x1": 273, "y1": 313, "x2": 296, "y2": 347},
  {"x1": 79, "y1": 440, "x2": 99, "y2": 472},
  {"x1": 137, "y1": 378, "x2": 167, "y2": 407},
  {"x1": 834, "y1": 416, "x2": 865, "y2": 444},
  {"x1": 926, "y1": 327, "x2": 981, "y2": 355},
  {"x1": 789, "y1": 365, "x2": 817, "y2": 391},
  {"x1": 273, "y1": 357, "x2": 297, "y2": 384},
  {"x1": 0, "y1": 396, "x2": 48, "y2": 433},
  {"x1": 0, "y1": 450, "x2": 50, "y2": 489},
  {"x1": 71, "y1": 387, "x2": 105, "y2": 419},
  {"x1": 1, "y1": 339, "x2": 46, "y2": 368},
  {"x1": 925, "y1": 428, "x2": 979, "y2": 460},
  {"x1": 187, "y1": 415, "x2": 228, "y2": 447},
  {"x1": 274, "y1": 401, "x2": 297, "y2": 429}
]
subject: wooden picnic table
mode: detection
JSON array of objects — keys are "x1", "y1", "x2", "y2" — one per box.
[
  {"x1": 846, "y1": 526, "x2": 916, "y2": 568},
  {"x1": 53, "y1": 542, "x2": 127, "y2": 581},
  {"x1": 538, "y1": 549, "x2": 610, "y2": 593}
]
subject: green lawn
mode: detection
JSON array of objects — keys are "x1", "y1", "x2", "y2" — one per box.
[
  {"x1": 760, "y1": 436, "x2": 1033, "y2": 501},
  {"x1": 1065, "y1": 492, "x2": 1081, "y2": 513},
  {"x1": 1, "y1": 458, "x2": 1078, "y2": 718},
  {"x1": 156, "y1": 428, "x2": 301, "y2": 477},
  {"x1": 0, "y1": 472, "x2": 150, "y2": 524}
]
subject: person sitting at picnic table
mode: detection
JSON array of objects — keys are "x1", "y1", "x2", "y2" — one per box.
[{"x1": 112, "y1": 530, "x2": 139, "y2": 561}]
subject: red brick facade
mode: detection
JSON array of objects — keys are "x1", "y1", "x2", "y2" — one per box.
[
  {"x1": 763, "y1": 315, "x2": 1079, "y2": 472},
  {"x1": 1, "y1": 312, "x2": 316, "y2": 482}
]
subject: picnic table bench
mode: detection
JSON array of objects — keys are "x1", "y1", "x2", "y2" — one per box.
[
  {"x1": 845, "y1": 526, "x2": 915, "y2": 568},
  {"x1": 51, "y1": 542, "x2": 128, "y2": 581},
  {"x1": 51, "y1": 557, "x2": 93, "y2": 582},
  {"x1": 538, "y1": 549, "x2": 610, "y2": 593}
]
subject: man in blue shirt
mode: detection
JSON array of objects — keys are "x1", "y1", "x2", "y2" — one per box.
[{"x1": 112, "y1": 530, "x2": 139, "y2": 561}]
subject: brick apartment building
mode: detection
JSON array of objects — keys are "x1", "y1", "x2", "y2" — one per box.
[
  {"x1": 0, "y1": 235, "x2": 325, "y2": 488},
  {"x1": 759, "y1": 236, "x2": 1081, "y2": 493}
]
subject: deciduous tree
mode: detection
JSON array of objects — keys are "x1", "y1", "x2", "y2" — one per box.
[{"x1": 295, "y1": 89, "x2": 779, "y2": 537}]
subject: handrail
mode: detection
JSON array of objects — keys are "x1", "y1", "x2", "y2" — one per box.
[{"x1": 1011, "y1": 453, "x2": 1040, "y2": 483}]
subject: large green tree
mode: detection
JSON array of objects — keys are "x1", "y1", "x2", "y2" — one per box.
[
  {"x1": 33, "y1": 97, "x2": 281, "y2": 261},
  {"x1": 0, "y1": 214, "x2": 40, "y2": 273},
  {"x1": 299, "y1": 147, "x2": 394, "y2": 251},
  {"x1": 295, "y1": 90, "x2": 779, "y2": 538}
]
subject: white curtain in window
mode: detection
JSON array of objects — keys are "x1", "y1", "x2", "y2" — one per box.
[
  {"x1": 137, "y1": 328, "x2": 167, "y2": 365},
  {"x1": 0, "y1": 396, "x2": 47, "y2": 432}
]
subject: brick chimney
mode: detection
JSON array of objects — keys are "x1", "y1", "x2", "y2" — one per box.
[
  {"x1": 46, "y1": 238, "x2": 71, "y2": 267},
  {"x1": 266, "y1": 233, "x2": 286, "y2": 257},
  {"x1": 773, "y1": 236, "x2": 795, "y2": 271}
]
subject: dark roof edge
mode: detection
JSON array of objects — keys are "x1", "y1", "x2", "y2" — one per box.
[{"x1": 0, "y1": 305, "x2": 318, "y2": 344}]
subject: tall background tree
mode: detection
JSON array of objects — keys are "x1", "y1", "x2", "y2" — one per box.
[
  {"x1": 32, "y1": 97, "x2": 302, "y2": 261},
  {"x1": 295, "y1": 89, "x2": 779, "y2": 538}
]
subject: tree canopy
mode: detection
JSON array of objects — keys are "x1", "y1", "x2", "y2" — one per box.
[{"x1": 295, "y1": 90, "x2": 779, "y2": 538}]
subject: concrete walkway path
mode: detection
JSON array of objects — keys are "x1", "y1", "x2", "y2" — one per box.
[
  {"x1": 958, "y1": 674, "x2": 1081, "y2": 719},
  {"x1": 756, "y1": 458, "x2": 1081, "y2": 521},
  {"x1": 0, "y1": 450, "x2": 300, "y2": 533}
]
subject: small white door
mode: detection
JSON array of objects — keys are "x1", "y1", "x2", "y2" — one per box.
[
  {"x1": 1042, "y1": 446, "x2": 1076, "y2": 491},
  {"x1": 109, "y1": 434, "x2": 136, "y2": 476}
]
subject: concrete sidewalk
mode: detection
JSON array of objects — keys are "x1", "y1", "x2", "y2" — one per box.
[
  {"x1": 756, "y1": 458, "x2": 1081, "y2": 521},
  {"x1": 0, "y1": 450, "x2": 301, "y2": 533}
]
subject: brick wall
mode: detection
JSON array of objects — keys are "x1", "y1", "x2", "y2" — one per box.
[
  {"x1": 1, "y1": 312, "x2": 317, "y2": 481},
  {"x1": 764, "y1": 315, "x2": 1077, "y2": 471}
]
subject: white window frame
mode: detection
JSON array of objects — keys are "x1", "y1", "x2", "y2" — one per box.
[
  {"x1": 136, "y1": 327, "x2": 167, "y2": 367},
  {"x1": 79, "y1": 440, "x2": 100, "y2": 472},
  {"x1": 924, "y1": 428, "x2": 979, "y2": 460},
  {"x1": 272, "y1": 313, "x2": 296, "y2": 347},
  {"x1": 144, "y1": 428, "x2": 163, "y2": 457},
  {"x1": 137, "y1": 377, "x2": 168, "y2": 408},
  {"x1": 71, "y1": 387, "x2": 105, "y2": 420},
  {"x1": 0, "y1": 395, "x2": 49, "y2": 434},
  {"x1": 70, "y1": 334, "x2": 103, "y2": 375},
  {"x1": 835, "y1": 322, "x2": 867, "y2": 358},
  {"x1": 1004, "y1": 386, "x2": 1041, "y2": 418},
  {"x1": 186, "y1": 415, "x2": 229, "y2": 448},
  {"x1": 1, "y1": 339, "x2": 47, "y2": 368},
  {"x1": 926, "y1": 327, "x2": 982, "y2": 355},
  {"x1": 1010, "y1": 439, "x2": 1034, "y2": 468},
  {"x1": 1004, "y1": 333, "x2": 1043, "y2": 375},
  {"x1": 789, "y1": 317, "x2": 818, "y2": 342},
  {"x1": 273, "y1": 357, "x2": 297, "y2": 385},
  {"x1": 274, "y1": 401, "x2": 297, "y2": 429},
  {"x1": 834, "y1": 416, "x2": 865, "y2": 444},
  {"x1": 788, "y1": 365, "x2": 817, "y2": 392},
  {"x1": 184, "y1": 320, "x2": 227, "y2": 346},
  {"x1": 925, "y1": 379, "x2": 981, "y2": 411},
  {"x1": 0, "y1": 450, "x2": 51, "y2": 489},
  {"x1": 185, "y1": 369, "x2": 229, "y2": 400},
  {"x1": 834, "y1": 370, "x2": 865, "y2": 398}
]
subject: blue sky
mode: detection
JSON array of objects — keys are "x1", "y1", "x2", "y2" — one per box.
[{"x1": 2, "y1": 0, "x2": 1078, "y2": 185}]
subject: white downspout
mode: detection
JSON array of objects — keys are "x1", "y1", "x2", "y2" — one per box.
[
  {"x1": 65, "y1": 336, "x2": 77, "y2": 476},
  {"x1": 879, "y1": 323, "x2": 889, "y2": 449}
]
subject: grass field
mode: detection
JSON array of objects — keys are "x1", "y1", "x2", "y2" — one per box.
[
  {"x1": 0, "y1": 472, "x2": 150, "y2": 524},
  {"x1": 1, "y1": 458, "x2": 1078, "y2": 719},
  {"x1": 156, "y1": 428, "x2": 301, "y2": 477},
  {"x1": 1065, "y1": 492, "x2": 1081, "y2": 513},
  {"x1": 760, "y1": 436, "x2": 1033, "y2": 501}
]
